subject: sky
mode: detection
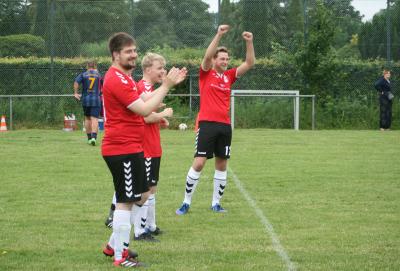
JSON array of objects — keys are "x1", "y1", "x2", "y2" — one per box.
[{"x1": 203, "y1": 0, "x2": 387, "y2": 22}]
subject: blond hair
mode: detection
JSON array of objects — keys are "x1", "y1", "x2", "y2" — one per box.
[{"x1": 141, "y1": 53, "x2": 166, "y2": 70}]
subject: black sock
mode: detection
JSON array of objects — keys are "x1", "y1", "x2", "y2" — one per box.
[
  {"x1": 91, "y1": 133, "x2": 97, "y2": 139},
  {"x1": 87, "y1": 133, "x2": 91, "y2": 140}
]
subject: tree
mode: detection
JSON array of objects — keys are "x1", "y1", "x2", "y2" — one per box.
[
  {"x1": 295, "y1": 0, "x2": 337, "y2": 99},
  {"x1": 321, "y1": 0, "x2": 363, "y2": 47},
  {"x1": 0, "y1": 0, "x2": 31, "y2": 35},
  {"x1": 242, "y1": 0, "x2": 287, "y2": 57}
]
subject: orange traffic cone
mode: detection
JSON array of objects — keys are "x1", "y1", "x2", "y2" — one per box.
[{"x1": 0, "y1": 115, "x2": 7, "y2": 132}]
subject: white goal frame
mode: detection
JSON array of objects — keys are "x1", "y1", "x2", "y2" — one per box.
[{"x1": 230, "y1": 90, "x2": 314, "y2": 130}]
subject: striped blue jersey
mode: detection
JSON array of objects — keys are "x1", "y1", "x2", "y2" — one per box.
[{"x1": 74, "y1": 69, "x2": 102, "y2": 107}]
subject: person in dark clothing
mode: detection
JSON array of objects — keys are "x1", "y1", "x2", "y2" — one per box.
[{"x1": 374, "y1": 69, "x2": 393, "y2": 131}]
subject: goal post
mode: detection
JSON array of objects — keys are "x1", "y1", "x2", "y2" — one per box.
[{"x1": 230, "y1": 90, "x2": 315, "y2": 130}]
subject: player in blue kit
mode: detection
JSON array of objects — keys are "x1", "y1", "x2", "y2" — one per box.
[{"x1": 73, "y1": 60, "x2": 102, "y2": 145}]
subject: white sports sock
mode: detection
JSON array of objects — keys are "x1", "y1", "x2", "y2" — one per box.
[
  {"x1": 212, "y1": 170, "x2": 227, "y2": 206},
  {"x1": 146, "y1": 194, "x2": 156, "y2": 231},
  {"x1": 183, "y1": 167, "x2": 201, "y2": 205},
  {"x1": 112, "y1": 210, "x2": 131, "y2": 260},
  {"x1": 133, "y1": 202, "x2": 149, "y2": 237},
  {"x1": 112, "y1": 193, "x2": 117, "y2": 205}
]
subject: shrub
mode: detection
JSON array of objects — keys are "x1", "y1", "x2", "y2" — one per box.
[{"x1": 0, "y1": 34, "x2": 46, "y2": 57}]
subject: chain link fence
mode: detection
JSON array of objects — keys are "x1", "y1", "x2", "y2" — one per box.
[{"x1": 0, "y1": 0, "x2": 399, "y2": 129}]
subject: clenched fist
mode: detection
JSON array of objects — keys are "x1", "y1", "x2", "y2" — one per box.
[{"x1": 242, "y1": 31, "x2": 253, "y2": 41}]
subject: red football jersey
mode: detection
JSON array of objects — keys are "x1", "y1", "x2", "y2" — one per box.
[
  {"x1": 137, "y1": 79, "x2": 162, "y2": 158},
  {"x1": 197, "y1": 66, "x2": 237, "y2": 124},
  {"x1": 101, "y1": 66, "x2": 144, "y2": 156}
]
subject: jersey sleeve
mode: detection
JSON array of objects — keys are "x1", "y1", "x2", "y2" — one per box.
[
  {"x1": 111, "y1": 77, "x2": 140, "y2": 108},
  {"x1": 74, "y1": 73, "x2": 83, "y2": 83}
]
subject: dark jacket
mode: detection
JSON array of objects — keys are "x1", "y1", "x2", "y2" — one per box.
[{"x1": 374, "y1": 76, "x2": 391, "y2": 94}]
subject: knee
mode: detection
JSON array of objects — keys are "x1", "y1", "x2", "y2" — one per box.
[{"x1": 192, "y1": 158, "x2": 206, "y2": 172}]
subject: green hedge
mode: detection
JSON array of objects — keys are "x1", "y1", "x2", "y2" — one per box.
[
  {"x1": 0, "y1": 34, "x2": 46, "y2": 57},
  {"x1": 0, "y1": 57, "x2": 399, "y2": 129}
]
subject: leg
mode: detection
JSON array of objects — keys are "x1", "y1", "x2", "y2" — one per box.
[
  {"x1": 211, "y1": 123, "x2": 232, "y2": 212},
  {"x1": 89, "y1": 106, "x2": 100, "y2": 145},
  {"x1": 85, "y1": 116, "x2": 92, "y2": 141},
  {"x1": 176, "y1": 121, "x2": 216, "y2": 215},
  {"x1": 105, "y1": 192, "x2": 116, "y2": 228},
  {"x1": 90, "y1": 116, "x2": 99, "y2": 139},
  {"x1": 175, "y1": 157, "x2": 207, "y2": 215},
  {"x1": 184, "y1": 157, "x2": 207, "y2": 204},
  {"x1": 387, "y1": 100, "x2": 393, "y2": 129},
  {"x1": 379, "y1": 96, "x2": 388, "y2": 130},
  {"x1": 146, "y1": 186, "x2": 159, "y2": 233},
  {"x1": 211, "y1": 158, "x2": 228, "y2": 212},
  {"x1": 103, "y1": 153, "x2": 148, "y2": 267}
]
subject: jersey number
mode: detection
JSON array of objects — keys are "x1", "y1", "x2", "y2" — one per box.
[{"x1": 88, "y1": 77, "x2": 96, "y2": 91}]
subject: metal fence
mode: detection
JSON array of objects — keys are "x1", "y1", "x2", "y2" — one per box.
[
  {"x1": 0, "y1": 92, "x2": 317, "y2": 130},
  {"x1": 0, "y1": 0, "x2": 399, "y2": 129}
]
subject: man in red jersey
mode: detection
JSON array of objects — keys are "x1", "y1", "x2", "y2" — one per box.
[
  {"x1": 101, "y1": 32, "x2": 186, "y2": 268},
  {"x1": 176, "y1": 25, "x2": 255, "y2": 215},
  {"x1": 133, "y1": 52, "x2": 173, "y2": 242}
]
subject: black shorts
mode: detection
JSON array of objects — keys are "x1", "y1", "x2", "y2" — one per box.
[
  {"x1": 195, "y1": 121, "x2": 232, "y2": 159},
  {"x1": 83, "y1": 106, "x2": 101, "y2": 118},
  {"x1": 144, "y1": 157, "x2": 161, "y2": 187},
  {"x1": 103, "y1": 152, "x2": 149, "y2": 203}
]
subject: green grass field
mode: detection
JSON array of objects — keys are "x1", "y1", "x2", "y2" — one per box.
[{"x1": 0, "y1": 129, "x2": 399, "y2": 271}]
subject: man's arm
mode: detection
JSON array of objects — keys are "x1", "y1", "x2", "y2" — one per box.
[
  {"x1": 73, "y1": 81, "x2": 81, "y2": 100},
  {"x1": 140, "y1": 68, "x2": 187, "y2": 102},
  {"x1": 201, "y1": 25, "x2": 230, "y2": 71},
  {"x1": 128, "y1": 67, "x2": 185, "y2": 116},
  {"x1": 236, "y1": 31, "x2": 255, "y2": 78},
  {"x1": 143, "y1": 108, "x2": 173, "y2": 124}
]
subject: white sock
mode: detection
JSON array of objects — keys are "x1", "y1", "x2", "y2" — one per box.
[
  {"x1": 133, "y1": 202, "x2": 148, "y2": 237},
  {"x1": 183, "y1": 167, "x2": 201, "y2": 205},
  {"x1": 212, "y1": 170, "x2": 227, "y2": 206},
  {"x1": 112, "y1": 210, "x2": 131, "y2": 260},
  {"x1": 112, "y1": 193, "x2": 117, "y2": 205},
  {"x1": 146, "y1": 194, "x2": 156, "y2": 231}
]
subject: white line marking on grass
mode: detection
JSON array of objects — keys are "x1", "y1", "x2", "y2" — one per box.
[{"x1": 228, "y1": 167, "x2": 296, "y2": 271}]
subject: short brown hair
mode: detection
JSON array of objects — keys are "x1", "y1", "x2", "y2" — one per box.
[
  {"x1": 87, "y1": 60, "x2": 96, "y2": 69},
  {"x1": 108, "y1": 32, "x2": 136, "y2": 59},
  {"x1": 214, "y1": 46, "x2": 229, "y2": 58},
  {"x1": 383, "y1": 69, "x2": 391, "y2": 75}
]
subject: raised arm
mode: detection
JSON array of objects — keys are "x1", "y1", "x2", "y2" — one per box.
[
  {"x1": 236, "y1": 31, "x2": 255, "y2": 78},
  {"x1": 128, "y1": 67, "x2": 185, "y2": 116},
  {"x1": 201, "y1": 25, "x2": 230, "y2": 71}
]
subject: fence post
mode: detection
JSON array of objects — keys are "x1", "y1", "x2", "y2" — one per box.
[
  {"x1": 386, "y1": 0, "x2": 392, "y2": 68},
  {"x1": 9, "y1": 97, "x2": 13, "y2": 130},
  {"x1": 312, "y1": 95, "x2": 315, "y2": 130},
  {"x1": 189, "y1": 74, "x2": 193, "y2": 116}
]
